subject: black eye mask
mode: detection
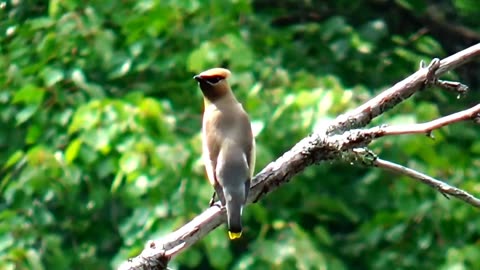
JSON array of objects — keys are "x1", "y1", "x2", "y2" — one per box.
[{"x1": 205, "y1": 76, "x2": 223, "y2": 84}]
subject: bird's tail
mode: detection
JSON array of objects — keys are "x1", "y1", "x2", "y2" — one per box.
[
  {"x1": 224, "y1": 186, "x2": 245, "y2": 240},
  {"x1": 217, "y1": 147, "x2": 250, "y2": 240}
]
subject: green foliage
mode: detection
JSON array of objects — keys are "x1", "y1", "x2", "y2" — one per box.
[{"x1": 1, "y1": 0, "x2": 479, "y2": 269}]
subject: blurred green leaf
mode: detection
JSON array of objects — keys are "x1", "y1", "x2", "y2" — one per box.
[
  {"x1": 119, "y1": 152, "x2": 142, "y2": 174},
  {"x1": 415, "y1": 36, "x2": 445, "y2": 56},
  {"x1": 2, "y1": 150, "x2": 24, "y2": 170},
  {"x1": 13, "y1": 85, "x2": 45, "y2": 105},
  {"x1": 454, "y1": 0, "x2": 480, "y2": 16},
  {"x1": 395, "y1": 0, "x2": 428, "y2": 12},
  {"x1": 42, "y1": 67, "x2": 64, "y2": 87},
  {"x1": 65, "y1": 138, "x2": 82, "y2": 164}
]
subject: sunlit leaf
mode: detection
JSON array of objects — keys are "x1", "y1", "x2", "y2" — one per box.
[{"x1": 65, "y1": 138, "x2": 82, "y2": 164}]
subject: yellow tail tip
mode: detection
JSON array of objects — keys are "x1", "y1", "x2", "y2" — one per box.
[{"x1": 228, "y1": 231, "x2": 242, "y2": 240}]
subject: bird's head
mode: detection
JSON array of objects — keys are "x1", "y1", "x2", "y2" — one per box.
[{"x1": 194, "y1": 68, "x2": 232, "y2": 102}]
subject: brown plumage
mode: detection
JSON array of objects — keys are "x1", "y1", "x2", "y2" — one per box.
[{"x1": 194, "y1": 68, "x2": 255, "y2": 240}]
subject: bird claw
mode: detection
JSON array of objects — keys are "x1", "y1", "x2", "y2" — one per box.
[{"x1": 209, "y1": 191, "x2": 217, "y2": 207}]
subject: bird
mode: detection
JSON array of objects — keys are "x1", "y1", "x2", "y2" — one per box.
[{"x1": 193, "y1": 68, "x2": 255, "y2": 240}]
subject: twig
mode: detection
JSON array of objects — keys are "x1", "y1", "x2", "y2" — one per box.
[
  {"x1": 379, "y1": 103, "x2": 480, "y2": 136},
  {"x1": 348, "y1": 103, "x2": 480, "y2": 139},
  {"x1": 434, "y1": 80, "x2": 469, "y2": 97},
  {"x1": 322, "y1": 103, "x2": 480, "y2": 152},
  {"x1": 374, "y1": 158, "x2": 480, "y2": 208}
]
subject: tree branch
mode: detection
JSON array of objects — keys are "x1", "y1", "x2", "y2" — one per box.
[
  {"x1": 335, "y1": 103, "x2": 480, "y2": 145},
  {"x1": 374, "y1": 158, "x2": 480, "y2": 208},
  {"x1": 119, "y1": 43, "x2": 480, "y2": 270},
  {"x1": 326, "y1": 43, "x2": 480, "y2": 135},
  {"x1": 375, "y1": 103, "x2": 480, "y2": 136}
]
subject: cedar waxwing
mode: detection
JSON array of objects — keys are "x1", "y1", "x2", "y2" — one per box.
[{"x1": 194, "y1": 68, "x2": 255, "y2": 240}]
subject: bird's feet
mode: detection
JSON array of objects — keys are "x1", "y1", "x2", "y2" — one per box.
[{"x1": 209, "y1": 191, "x2": 217, "y2": 207}]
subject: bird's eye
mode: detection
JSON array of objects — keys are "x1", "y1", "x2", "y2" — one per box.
[{"x1": 206, "y1": 77, "x2": 222, "y2": 84}]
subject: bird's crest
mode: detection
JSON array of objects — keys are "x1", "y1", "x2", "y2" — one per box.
[{"x1": 197, "y1": 68, "x2": 231, "y2": 80}]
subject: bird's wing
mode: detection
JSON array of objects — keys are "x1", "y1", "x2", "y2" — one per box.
[
  {"x1": 203, "y1": 103, "x2": 254, "y2": 185},
  {"x1": 236, "y1": 106, "x2": 255, "y2": 178},
  {"x1": 202, "y1": 108, "x2": 221, "y2": 187}
]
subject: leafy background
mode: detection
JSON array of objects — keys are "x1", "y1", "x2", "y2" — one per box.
[{"x1": 1, "y1": 0, "x2": 480, "y2": 269}]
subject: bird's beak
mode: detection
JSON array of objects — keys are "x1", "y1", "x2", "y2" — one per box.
[{"x1": 193, "y1": 75, "x2": 202, "y2": 82}]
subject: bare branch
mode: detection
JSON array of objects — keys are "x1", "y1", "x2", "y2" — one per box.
[
  {"x1": 374, "y1": 158, "x2": 480, "y2": 208},
  {"x1": 317, "y1": 103, "x2": 480, "y2": 156},
  {"x1": 118, "y1": 206, "x2": 224, "y2": 270},
  {"x1": 326, "y1": 43, "x2": 480, "y2": 135},
  {"x1": 344, "y1": 103, "x2": 480, "y2": 140},
  {"x1": 434, "y1": 80, "x2": 469, "y2": 97},
  {"x1": 119, "y1": 43, "x2": 480, "y2": 270},
  {"x1": 379, "y1": 103, "x2": 480, "y2": 136}
]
